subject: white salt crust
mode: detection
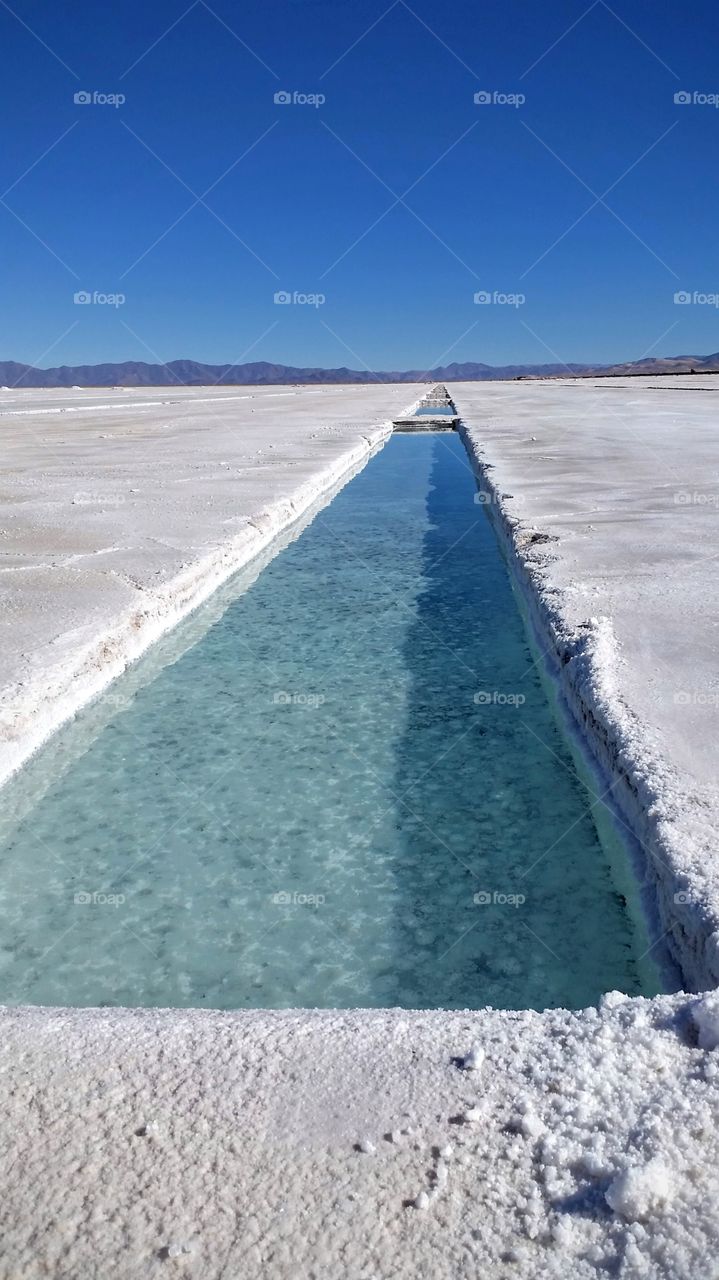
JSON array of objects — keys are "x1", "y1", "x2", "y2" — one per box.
[{"x1": 1, "y1": 378, "x2": 719, "y2": 1277}]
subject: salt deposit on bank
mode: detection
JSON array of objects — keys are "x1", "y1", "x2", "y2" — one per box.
[
  {"x1": 456, "y1": 375, "x2": 719, "y2": 994},
  {"x1": 0, "y1": 383, "x2": 422, "y2": 785},
  {"x1": 1, "y1": 377, "x2": 719, "y2": 1278}
]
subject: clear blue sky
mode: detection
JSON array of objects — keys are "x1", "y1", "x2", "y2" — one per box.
[{"x1": 1, "y1": 0, "x2": 717, "y2": 370}]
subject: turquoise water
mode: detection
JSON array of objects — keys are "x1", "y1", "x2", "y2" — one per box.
[
  {"x1": 415, "y1": 405, "x2": 455, "y2": 416},
  {"x1": 0, "y1": 434, "x2": 659, "y2": 1010}
]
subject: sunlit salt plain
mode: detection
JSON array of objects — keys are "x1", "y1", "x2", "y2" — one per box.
[{"x1": 2, "y1": 378, "x2": 719, "y2": 1278}]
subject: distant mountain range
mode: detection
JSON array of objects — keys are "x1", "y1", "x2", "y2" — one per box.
[{"x1": 1, "y1": 353, "x2": 718, "y2": 388}]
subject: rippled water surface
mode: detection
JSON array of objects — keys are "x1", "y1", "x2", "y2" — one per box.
[{"x1": 0, "y1": 433, "x2": 660, "y2": 1009}]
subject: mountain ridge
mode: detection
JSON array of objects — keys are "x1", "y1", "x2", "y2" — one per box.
[{"x1": 1, "y1": 353, "x2": 718, "y2": 388}]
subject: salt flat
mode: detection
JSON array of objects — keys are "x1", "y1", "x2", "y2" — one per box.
[
  {"x1": 1, "y1": 993, "x2": 718, "y2": 1279},
  {"x1": 1, "y1": 376, "x2": 719, "y2": 1278},
  {"x1": 0, "y1": 382, "x2": 421, "y2": 784}
]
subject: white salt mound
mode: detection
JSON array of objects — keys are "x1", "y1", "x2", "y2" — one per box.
[
  {"x1": 518, "y1": 1111, "x2": 545, "y2": 1140},
  {"x1": 461, "y1": 1045, "x2": 484, "y2": 1071},
  {"x1": 691, "y1": 993, "x2": 719, "y2": 1050},
  {"x1": 605, "y1": 1160, "x2": 672, "y2": 1220}
]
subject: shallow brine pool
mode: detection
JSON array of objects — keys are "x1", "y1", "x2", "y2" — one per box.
[{"x1": 0, "y1": 434, "x2": 660, "y2": 1010}]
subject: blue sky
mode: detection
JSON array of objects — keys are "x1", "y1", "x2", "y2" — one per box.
[{"x1": 1, "y1": 0, "x2": 717, "y2": 370}]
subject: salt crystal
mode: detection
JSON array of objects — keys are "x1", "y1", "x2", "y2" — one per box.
[
  {"x1": 605, "y1": 1160, "x2": 672, "y2": 1220},
  {"x1": 691, "y1": 993, "x2": 719, "y2": 1050},
  {"x1": 461, "y1": 1045, "x2": 485, "y2": 1071}
]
